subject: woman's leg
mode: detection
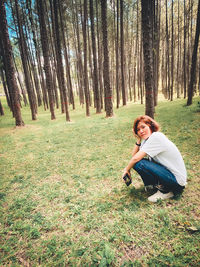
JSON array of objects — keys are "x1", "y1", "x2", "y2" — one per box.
[{"x1": 133, "y1": 159, "x2": 184, "y2": 193}]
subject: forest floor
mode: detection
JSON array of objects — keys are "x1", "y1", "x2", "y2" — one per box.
[{"x1": 0, "y1": 96, "x2": 200, "y2": 266}]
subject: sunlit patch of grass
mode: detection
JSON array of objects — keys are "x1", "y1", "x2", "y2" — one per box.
[{"x1": 0, "y1": 96, "x2": 200, "y2": 265}]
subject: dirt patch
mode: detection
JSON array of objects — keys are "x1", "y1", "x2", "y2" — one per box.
[{"x1": 119, "y1": 241, "x2": 148, "y2": 264}]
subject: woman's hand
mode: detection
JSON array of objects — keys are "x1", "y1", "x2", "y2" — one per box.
[{"x1": 122, "y1": 168, "x2": 131, "y2": 179}]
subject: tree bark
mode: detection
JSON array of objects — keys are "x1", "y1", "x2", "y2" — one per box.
[
  {"x1": 101, "y1": 0, "x2": 113, "y2": 117},
  {"x1": 58, "y1": 4, "x2": 75, "y2": 110},
  {"x1": 141, "y1": 0, "x2": 154, "y2": 118},
  {"x1": 82, "y1": 0, "x2": 90, "y2": 116},
  {"x1": 187, "y1": 0, "x2": 200, "y2": 105},
  {"x1": 120, "y1": 0, "x2": 126, "y2": 106},
  {"x1": 170, "y1": 0, "x2": 174, "y2": 101},
  {"x1": 14, "y1": 0, "x2": 37, "y2": 120},
  {"x1": 0, "y1": 98, "x2": 4, "y2": 116},
  {"x1": 90, "y1": 0, "x2": 101, "y2": 113},
  {"x1": 36, "y1": 0, "x2": 56, "y2": 120},
  {"x1": 115, "y1": 0, "x2": 120, "y2": 108},
  {"x1": 96, "y1": 0, "x2": 103, "y2": 109},
  {"x1": 0, "y1": 1, "x2": 24, "y2": 126},
  {"x1": 53, "y1": 0, "x2": 70, "y2": 121}
]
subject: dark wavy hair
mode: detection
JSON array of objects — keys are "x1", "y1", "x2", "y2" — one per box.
[{"x1": 133, "y1": 115, "x2": 160, "y2": 136}]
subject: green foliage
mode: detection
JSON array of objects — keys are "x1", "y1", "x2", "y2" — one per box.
[{"x1": 0, "y1": 97, "x2": 200, "y2": 266}]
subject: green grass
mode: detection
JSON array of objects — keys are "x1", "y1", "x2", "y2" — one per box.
[{"x1": 0, "y1": 96, "x2": 200, "y2": 266}]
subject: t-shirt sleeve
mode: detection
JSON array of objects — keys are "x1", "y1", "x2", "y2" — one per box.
[{"x1": 140, "y1": 132, "x2": 166, "y2": 158}]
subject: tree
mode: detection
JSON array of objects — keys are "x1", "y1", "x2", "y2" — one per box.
[
  {"x1": 58, "y1": 3, "x2": 75, "y2": 110},
  {"x1": 120, "y1": 0, "x2": 126, "y2": 106},
  {"x1": 14, "y1": 0, "x2": 37, "y2": 120},
  {"x1": 187, "y1": 0, "x2": 200, "y2": 105},
  {"x1": 115, "y1": 0, "x2": 120, "y2": 108},
  {"x1": 53, "y1": 0, "x2": 70, "y2": 121},
  {"x1": 89, "y1": 0, "x2": 101, "y2": 114},
  {"x1": 141, "y1": 0, "x2": 154, "y2": 118},
  {"x1": 0, "y1": 1, "x2": 24, "y2": 126},
  {"x1": 170, "y1": 0, "x2": 174, "y2": 101},
  {"x1": 101, "y1": 0, "x2": 113, "y2": 117},
  {"x1": 0, "y1": 98, "x2": 4, "y2": 115},
  {"x1": 36, "y1": 0, "x2": 56, "y2": 120},
  {"x1": 82, "y1": 0, "x2": 90, "y2": 116}
]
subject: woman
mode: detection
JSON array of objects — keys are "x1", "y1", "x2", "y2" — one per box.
[{"x1": 122, "y1": 115, "x2": 187, "y2": 202}]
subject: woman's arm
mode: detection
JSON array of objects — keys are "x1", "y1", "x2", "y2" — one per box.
[
  {"x1": 123, "y1": 150, "x2": 146, "y2": 177},
  {"x1": 132, "y1": 143, "x2": 140, "y2": 156},
  {"x1": 132, "y1": 136, "x2": 142, "y2": 156}
]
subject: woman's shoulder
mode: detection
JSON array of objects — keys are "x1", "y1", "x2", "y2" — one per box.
[{"x1": 150, "y1": 131, "x2": 167, "y2": 140}]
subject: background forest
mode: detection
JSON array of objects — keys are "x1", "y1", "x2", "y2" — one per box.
[{"x1": 0, "y1": 0, "x2": 200, "y2": 125}]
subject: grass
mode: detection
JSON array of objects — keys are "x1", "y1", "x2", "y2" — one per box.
[{"x1": 0, "y1": 96, "x2": 200, "y2": 266}]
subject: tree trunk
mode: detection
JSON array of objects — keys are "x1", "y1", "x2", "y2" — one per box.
[
  {"x1": 96, "y1": 0, "x2": 104, "y2": 109},
  {"x1": 141, "y1": 0, "x2": 154, "y2": 118},
  {"x1": 14, "y1": 0, "x2": 37, "y2": 120},
  {"x1": 183, "y1": 0, "x2": 187, "y2": 98},
  {"x1": 82, "y1": 0, "x2": 90, "y2": 116},
  {"x1": 187, "y1": 0, "x2": 200, "y2": 105},
  {"x1": 0, "y1": 2, "x2": 24, "y2": 126},
  {"x1": 120, "y1": 0, "x2": 126, "y2": 106},
  {"x1": 153, "y1": 0, "x2": 160, "y2": 106},
  {"x1": 0, "y1": 99, "x2": 4, "y2": 116},
  {"x1": 101, "y1": 0, "x2": 113, "y2": 117},
  {"x1": 73, "y1": 0, "x2": 85, "y2": 105},
  {"x1": 165, "y1": 0, "x2": 170, "y2": 100},
  {"x1": 27, "y1": 0, "x2": 48, "y2": 109},
  {"x1": 36, "y1": 0, "x2": 56, "y2": 120},
  {"x1": 170, "y1": 0, "x2": 174, "y2": 101},
  {"x1": 176, "y1": 0, "x2": 180, "y2": 98},
  {"x1": 89, "y1": 0, "x2": 101, "y2": 113},
  {"x1": 59, "y1": 4, "x2": 75, "y2": 110},
  {"x1": 0, "y1": 65, "x2": 11, "y2": 109},
  {"x1": 115, "y1": 0, "x2": 120, "y2": 108},
  {"x1": 53, "y1": 0, "x2": 70, "y2": 121}
]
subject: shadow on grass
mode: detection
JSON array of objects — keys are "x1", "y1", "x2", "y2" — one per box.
[
  {"x1": 113, "y1": 186, "x2": 154, "y2": 212},
  {"x1": 116, "y1": 185, "x2": 185, "y2": 212}
]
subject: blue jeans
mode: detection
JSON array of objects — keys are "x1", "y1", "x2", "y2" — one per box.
[{"x1": 133, "y1": 159, "x2": 185, "y2": 193}]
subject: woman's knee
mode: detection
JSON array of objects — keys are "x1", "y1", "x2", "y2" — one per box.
[{"x1": 133, "y1": 159, "x2": 147, "y2": 171}]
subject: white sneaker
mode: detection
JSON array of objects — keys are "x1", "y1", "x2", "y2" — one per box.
[{"x1": 148, "y1": 190, "x2": 174, "y2": 203}]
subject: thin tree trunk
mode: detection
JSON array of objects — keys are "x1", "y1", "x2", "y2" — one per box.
[
  {"x1": 115, "y1": 0, "x2": 120, "y2": 108},
  {"x1": 90, "y1": 0, "x2": 101, "y2": 113},
  {"x1": 14, "y1": 0, "x2": 37, "y2": 120},
  {"x1": 0, "y1": 99, "x2": 4, "y2": 116},
  {"x1": 183, "y1": 0, "x2": 187, "y2": 98},
  {"x1": 120, "y1": 0, "x2": 126, "y2": 106},
  {"x1": 0, "y1": 2, "x2": 24, "y2": 126},
  {"x1": 53, "y1": 0, "x2": 70, "y2": 121},
  {"x1": 165, "y1": 0, "x2": 170, "y2": 100},
  {"x1": 82, "y1": 0, "x2": 90, "y2": 116},
  {"x1": 36, "y1": 0, "x2": 56, "y2": 120},
  {"x1": 73, "y1": 0, "x2": 85, "y2": 105},
  {"x1": 171, "y1": 0, "x2": 174, "y2": 101},
  {"x1": 187, "y1": 0, "x2": 200, "y2": 105},
  {"x1": 13, "y1": 55, "x2": 28, "y2": 106},
  {"x1": 59, "y1": 4, "x2": 75, "y2": 110},
  {"x1": 101, "y1": 0, "x2": 113, "y2": 117},
  {"x1": 96, "y1": 0, "x2": 104, "y2": 109},
  {"x1": 0, "y1": 66, "x2": 10, "y2": 108},
  {"x1": 177, "y1": 0, "x2": 180, "y2": 98},
  {"x1": 141, "y1": 0, "x2": 154, "y2": 118}
]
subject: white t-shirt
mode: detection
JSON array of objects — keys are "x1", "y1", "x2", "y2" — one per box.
[{"x1": 140, "y1": 132, "x2": 187, "y2": 186}]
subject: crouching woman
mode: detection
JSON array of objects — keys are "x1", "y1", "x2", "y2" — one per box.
[{"x1": 122, "y1": 115, "x2": 187, "y2": 202}]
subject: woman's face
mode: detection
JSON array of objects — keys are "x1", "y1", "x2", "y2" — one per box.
[{"x1": 137, "y1": 121, "x2": 152, "y2": 140}]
